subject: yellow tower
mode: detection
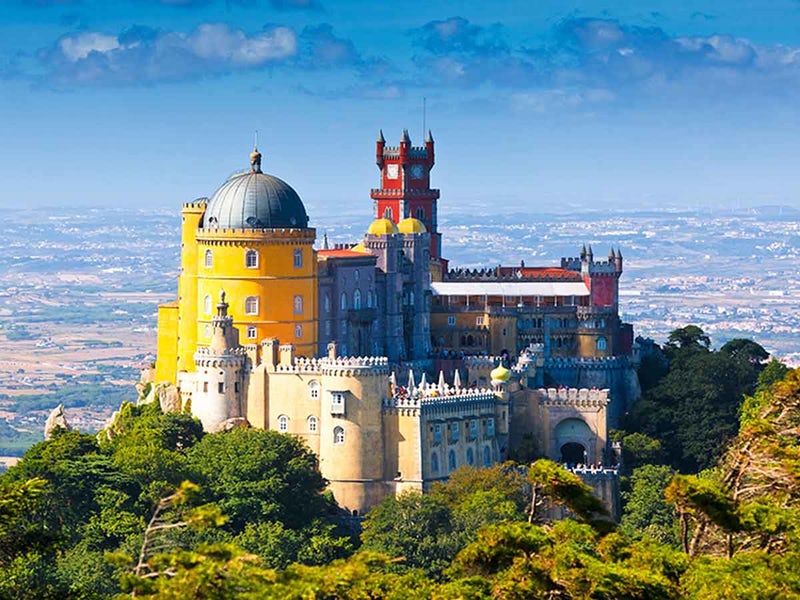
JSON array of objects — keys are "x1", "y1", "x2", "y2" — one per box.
[{"x1": 155, "y1": 146, "x2": 318, "y2": 384}]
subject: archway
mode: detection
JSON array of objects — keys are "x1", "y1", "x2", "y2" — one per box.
[{"x1": 560, "y1": 442, "x2": 586, "y2": 465}]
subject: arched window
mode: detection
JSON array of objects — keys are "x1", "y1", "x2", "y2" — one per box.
[
  {"x1": 307, "y1": 416, "x2": 318, "y2": 433},
  {"x1": 340, "y1": 292, "x2": 347, "y2": 311},
  {"x1": 383, "y1": 207, "x2": 393, "y2": 220},
  {"x1": 415, "y1": 206, "x2": 425, "y2": 220},
  {"x1": 448, "y1": 449, "x2": 457, "y2": 471},
  {"x1": 293, "y1": 249, "x2": 303, "y2": 269},
  {"x1": 334, "y1": 426, "x2": 345, "y2": 445},
  {"x1": 277, "y1": 415, "x2": 288, "y2": 432},
  {"x1": 294, "y1": 295, "x2": 303, "y2": 315},
  {"x1": 353, "y1": 289, "x2": 362, "y2": 310},
  {"x1": 308, "y1": 380, "x2": 320, "y2": 400},
  {"x1": 246, "y1": 325, "x2": 257, "y2": 339},
  {"x1": 245, "y1": 249, "x2": 258, "y2": 268},
  {"x1": 204, "y1": 249, "x2": 213, "y2": 268},
  {"x1": 295, "y1": 324, "x2": 303, "y2": 339},
  {"x1": 431, "y1": 452, "x2": 439, "y2": 474},
  {"x1": 366, "y1": 290, "x2": 374, "y2": 308},
  {"x1": 324, "y1": 293, "x2": 331, "y2": 313},
  {"x1": 203, "y1": 294, "x2": 212, "y2": 315},
  {"x1": 483, "y1": 446, "x2": 491, "y2": 466},
  {"x1": 245, "y1": 296, "x2": 259, "y2": 315},
  {"x1": 354, "y1": 269, "x2": 360, "y2": 282},
  {"x1": 466, "y1": 447, "x2": 474, "y2": 466},
  {"x1": 597, "y1": 337, "x2": 607, "y2": 351},
  {"x1": 409, "y1": 290, "x2": 414, "y2": 306}
]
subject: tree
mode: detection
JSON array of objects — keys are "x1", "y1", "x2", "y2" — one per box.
[
  {"x1": 621, "y1": 464, "x2": 678, "y2": 546},
  {"x1": 719, "y1": 339, "x2": 769, "y2": 364},
  {"x1": 667, "y1": 325, "x2": 711, "y2": 351}
]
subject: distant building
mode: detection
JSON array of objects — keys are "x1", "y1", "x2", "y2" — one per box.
[{"x1": 151, "y1": 131, "x2": 637, "y2": 516}]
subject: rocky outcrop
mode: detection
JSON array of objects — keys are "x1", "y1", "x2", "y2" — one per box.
[
  {"x1": 217, "y1": 417, "x2": 250, "y2": 432},
  {"x1": 44, "y1": 404, "x2": 70, "y2": 440}
]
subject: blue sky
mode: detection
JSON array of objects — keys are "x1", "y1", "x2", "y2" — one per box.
[{"x1": 3, "y1": 1, "x2": 800, "y2": 218}]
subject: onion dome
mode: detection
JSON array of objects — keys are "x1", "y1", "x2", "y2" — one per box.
[
  {"x1": 202, "y1": 148, "x2": 309, "y2": 229},
  {"x1": 490, "y1": 364, "x2": 511, "y2": 383},
  {"x1": 367, "y1": 218, "x2": 399, "y2": 235},
  {"x1": 397, "y1": 217, "x2": 427, "y2": 234}
]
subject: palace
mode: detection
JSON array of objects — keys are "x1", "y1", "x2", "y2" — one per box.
[{"x1": 150, "y1": 131, "x2": 639, "y2": 516}]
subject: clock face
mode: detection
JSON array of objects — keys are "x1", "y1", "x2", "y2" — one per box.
[
  {"x1": 386, "y1": 164, "x2": 399, "y2": 179},
  {"x1": 410, "y1": 164, "x2": 425, "y2": 179}
]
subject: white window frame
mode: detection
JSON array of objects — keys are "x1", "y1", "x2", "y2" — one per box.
[
  {"x1": 245, "y1": 249, "x2": 259, "y2": 269},
  {"x1": 308, "y1": 380, "x2": 320, "y2": 400},
  {"x1": 293, "y1": 248, "x2": 303, "y2": 269},
  {"x1": 203, "y1": 295, "x2": 212, "y2": 315},
  {"x1": 204, "y1": 249, "x2": 213, "y2": 269},
  {"x1": 245, "y1": 296, "x2": 259, "y2": 315},
  {"x1": 294, "y1": 295, "x2": 303, "y2": 315},
  {"x1": 353, "y1": 289, "x2": 362, "y2": 310},
  {"x1": 476, "y1": 316, "x2": 485, "y2": 326},
  {"x1": 333, "y1": 426, "x2": 345, "y2": 445},
  {"x1": 246, "y1": 325, "x2": 257, "y2": 339},
  {"x1": 295, "y1": 324, "x2": 303, "y2": 339},
  {"x1": 278, "y1": 415, "x2": 288, "y2": 432},
  {"x1": 307, "y1": 415, "x2": 318, "y2": 433}
]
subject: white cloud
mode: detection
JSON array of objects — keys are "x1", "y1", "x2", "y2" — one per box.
[{"x1": 58, "y1": 33, "x2": 121, "y2": 62}]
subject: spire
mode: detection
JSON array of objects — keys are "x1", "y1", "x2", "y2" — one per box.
[
  {"x1": 580, "y1": 244, "x2": 587, "y2": 259},
  {"x1": 426, "y1": 129, "x2": 434, "y2": 143},
  {"x1": 616, "y1": 248, "x2": 623, "y2": 259},
  {"x1": 437, "y1": 370, "x2": 445, "y2": 391},
  {"x1": 401, "y1": 128, "x2": 411, "y2": 143},
  {"x1": 609, "y1": 247, "x2": 615, "y2": 260},
  {"x1": 587, "y1": 244, "x2": 594, "y2": 259},
  {"x1": 419, "y1": 371, "x2": 427, "y2": 389},
  {"x1": 322, "y1": 232, "x2": 329, "y2": 250},
  {"x1": 407, "y1": 369, "x2": 416, "y2": 392},
  {"x1": 377, "y1": 129, "x2": 385, "y2": 143},
  {"x1": 453, "y1": 369, "x2": 462, "y2": 390},
  {"x1": 250, "y1": 133, "x2": 262, "y2": 174}
]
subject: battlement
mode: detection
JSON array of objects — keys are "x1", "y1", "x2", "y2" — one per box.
[
  {"x1": 195, "y1": 346, "x2": 249, "y2": 357},
  {"x1": 567, "y1": 465, "x2": 619, "y2": 477},
  {"x1": 196, "y1": 228, "x2": 316, "y2": 242},
  {"x1": 537, "y1": 387, "x2": 610, "y2": 406},
  {"x1": 182, "y1": 199, "x2": 208, "y2": 211},
  {"x1": 386, "y1": 384, "x2": 497, "y2": 411},
  {"x1": 370, "y1": 188, "x2": 440, "y2": 198},
  {"x1": 543, "y1": 356, "x2": 627, "y2": 370}
]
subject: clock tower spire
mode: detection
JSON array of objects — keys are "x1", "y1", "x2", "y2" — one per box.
[{"x1": 370, "y1": 129, "x2": 445, "y2": 270}]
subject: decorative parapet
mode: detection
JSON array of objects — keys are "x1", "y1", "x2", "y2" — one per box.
[
  {"x1": 537, "y1": 387, "x2": 610, "y2": 407},
  {"x1": 543, "y1": 356, "x2": 628, "y2": 370},
  {"x1": 195, "y1": 346, "x2": 249, "y2": 358},
  {"x1": 195, "y1": 228, "x2": 316, "y2": 243},
  {"x1": 384, "y1": 386, "x2": 497, "y2": 416},
  {"x1": 566, "y1": 465, "x2": 619, "y2": 477},
  {"x1": 270, "y1": 355, "x2": 390, "y2": 376},
  {"x1": 369, "y1": 188, "x2": 440, "y2": 198}
]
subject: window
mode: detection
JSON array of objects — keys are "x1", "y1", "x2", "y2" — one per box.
[
  {"x1": 295, "y1": 324, "x2": 303, "y2": 339},
  {"x1": 330, "y1": 392, "x2": 345, "y2": 415},
  {"x1": 340, "y1": 292, "x2": 347, "y2": 311},
  {"x1": 204, "y1": 249, "x2": 213, "y2": 268},
  {"x1": 476, "y1": 316, "x2": 485, "y2": 326},
  {"x1": 247, "y1": 325, "x2": 257, "y2": 339},
  {"x1": 294, "y1": 295, "x2": 303, "y2": 315},
  {"x1": 245, "y1": 249, "x2": 258, "y2": 268},
  {"x1": 204, "y1": 324, "x2": 211, "y2": 337},
  {"x1": 433, "y1": 423, "x2": 442, "y2": 444},
  {"x1": 245, "y1": 296, "x2": 259, "y2": 315},
  {"x1": 234, "y1": 382, "x2": 240, "y2": 393},
  {"x1": 483, "y1": 446, "x2": 492, "y2": 466},
  {"x1": 293, "y1": 249, "x2": 303, "y2": 269},
  {"x1": 217, "y1": 382, "x2": 224, "y2": 394},
  {"x1": 307, "y1": 416, "x2": 318, "y2": 433},
  {"x1": 597, "y1": 337, "x2": 607, "y2": 351},
  {"x1": 487, "y1": 418, "x2": 495, "y2": 437},
  {"x1": 354, "y1": 269, "x2": 360, "y2": 282},
  {"x1": 450, "y1": 421, "x2": 460, "y2": 443},
  {"x1": 366, "y1": 290, "x2": 374, "y2": 308},
  {"x1": 383, "y1": 206, "x2": 393, "y2": 219},
  {"x1": 203, "y1": 295, "x2": 212, "y2": 315},
  {"x1": 325, "y1": 321, "x2": 331, "y2": 336},
  {"x1": 278, "y1": 415, "x2": 288, "y2": 432},
  {"x1": 334, "y1": 426, "x2": 345, "y2": 445},
  {"x1": 415, "y1": 206, "x2": 425, "y2": 220},
  {"x1": 447, "y1": 315, "x2": 455, "y2": 326},
  {"x1": 466, "y1": 447, "x2": 475, "y2": 466},
  {"x1": 353, "y1": 289, "x2": 362, "y2": 309},
  {"x1": 469, "y1": 420, "x2": 478, "y2": 440},
  {"x1": 309, "y1": 380, "x2": 320, "y2": 400},
  {"x1": 203, "y1": 381, "x2": 208, "y2": 393},
  {"x1": 448, "y1": 449, "x2": 457, "y2": 471},
  {"x1": 324, "y1": 293, "x2": 331, "y2": 313},
  {"x1": 431, "y1": 452, "x2": 439, "y2": 474}
]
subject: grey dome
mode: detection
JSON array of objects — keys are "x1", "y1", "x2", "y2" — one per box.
[{"x1": 203, "y1": 168, "x2": 309, "y2": 230}]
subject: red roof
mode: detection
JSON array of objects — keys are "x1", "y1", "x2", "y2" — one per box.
[
  {"x1": 497, "y1": 266, "x2": 583, "y2": 281},
  {"x1": 318, "y1": 249, "x2": 371, "y2": 259}
]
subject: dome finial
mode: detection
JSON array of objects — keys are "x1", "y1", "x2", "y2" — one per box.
[{"x1": 250, "y1": 130, "x2": 262, "y2": 173}]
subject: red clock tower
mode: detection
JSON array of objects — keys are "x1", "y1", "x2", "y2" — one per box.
[{"x1": 371, "y1": 129, "x2": 445, "y2": 269}]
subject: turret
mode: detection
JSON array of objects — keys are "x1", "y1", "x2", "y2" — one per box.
[
  {"x1": 425, "y1": 130, "x2": 435, "y2": 167},
  {"x1": 376, "y1": 129, "x2": 385, "y2": 169},
  {"x1": 399, "y1": 129, "x2": 410, "y2": 163},
  {"x1": 614, "y1": 248, "x2": 623, "y2": 273}
]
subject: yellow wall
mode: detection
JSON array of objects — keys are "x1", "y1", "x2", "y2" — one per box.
[
  {"x1": 194, "y1": 229, "x2": 318, "y2": 358},
  {"x1": 155, "y1": 302, "x2": 179, "y2": 383},
  {"x1": 176, "y1": 203, "x2": 206, "y2": 375}
]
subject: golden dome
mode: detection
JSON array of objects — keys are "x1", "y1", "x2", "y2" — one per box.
[
  {"x1": 351, "y1": 241, "x2": 368, "y2": 253},
  {"x1": 397, "y1": 217, "x2": 427, "y2": 234},
  {"x1": 367, "y1": 218, "x2": 399, "y2": 236},
  {"x1": 490, "y1": 364, "x2": 511, "y2": 382}
]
